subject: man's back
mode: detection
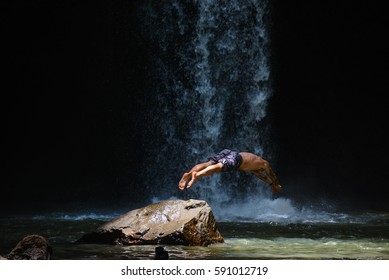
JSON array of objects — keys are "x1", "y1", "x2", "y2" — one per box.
[{"x1": 239, "y1": 152, "x2": 266, "y2": 171}]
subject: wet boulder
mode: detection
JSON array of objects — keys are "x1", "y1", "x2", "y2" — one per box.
[
  {"x1": 7, "y1": 235, "x2": 52, "y2": 260},
  {"x1": 77, "y1": 199, "x2": 224, "y2": 246}
]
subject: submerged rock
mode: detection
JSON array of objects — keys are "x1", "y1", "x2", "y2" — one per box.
[
  {"x1": 7, "y1": 235, "x2": 52, "y2": 260},
  {"x1": 77, "y1": 199, "x2": 224, "y2": 246},
  {"x1": 155, "y1": 246, "x2": 169, "y2": 260}
]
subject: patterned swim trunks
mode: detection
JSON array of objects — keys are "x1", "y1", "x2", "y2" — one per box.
[{"x1": 207, "y1": 149, "x2": 243, "y2": 172}]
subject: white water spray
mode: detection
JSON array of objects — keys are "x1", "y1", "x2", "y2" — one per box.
[{"x1": 140, "y1": 0, "x2": 292, "y2": 219}]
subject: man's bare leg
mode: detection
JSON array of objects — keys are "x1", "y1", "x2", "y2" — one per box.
[
  {"x1": 187, "y1": 163, "x2": 223, "y2": 189},
  {"x1": 178, "y1": 161, "x2": 213, "y2": 190}
]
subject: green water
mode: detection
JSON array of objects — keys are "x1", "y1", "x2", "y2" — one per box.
[{"x1": 1, "y1": 212, "x2": 388, "y2": 260}]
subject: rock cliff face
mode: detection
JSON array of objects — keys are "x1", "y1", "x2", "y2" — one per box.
[{"x1": 78, "y1": 199, "x2": 224, "y2": 246}]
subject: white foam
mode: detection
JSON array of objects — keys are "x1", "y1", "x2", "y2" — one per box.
[
  {"x1": 210, "y1": 196, "x2": 357, "y2": 224},
  {"x1": 32, "y1": 212, "x2": 119, "y2": 221}
]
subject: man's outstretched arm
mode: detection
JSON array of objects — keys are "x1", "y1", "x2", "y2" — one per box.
[
  {"x1": 251, "y1": 168, "x2": 282, "y2": 192},
  {"x1": 251, "y1": 170, "x2": 272, "y2": 184}
]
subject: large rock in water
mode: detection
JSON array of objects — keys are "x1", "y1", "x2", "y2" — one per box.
[
  {"x1": 7, "y1": 235, "x2": 52, "y2": 260},
  {"x1": 78, "y1": 199, "x2": 224, "y2": 246}
]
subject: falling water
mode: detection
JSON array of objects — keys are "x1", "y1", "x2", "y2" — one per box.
[{"x1": 139, "y1": 0, "x2": 277, "y2": 216}]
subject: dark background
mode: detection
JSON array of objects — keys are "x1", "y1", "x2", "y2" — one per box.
[
  {"x1": 270, "y1": 0, "x2": 389, "y2": 210},
  {"x1": 2, "y1": 0, "x2": 388, "y2": 213}
]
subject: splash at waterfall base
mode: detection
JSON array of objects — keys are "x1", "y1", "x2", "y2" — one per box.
[{"x1": 77, "y1": 200, "x2": 224, "y2": 246}]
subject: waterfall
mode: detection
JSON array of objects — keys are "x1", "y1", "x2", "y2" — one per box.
[{"x1": 138, "y1": 0, "x2": 275, "y2": 216}]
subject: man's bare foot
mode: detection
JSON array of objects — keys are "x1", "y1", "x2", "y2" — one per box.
[
  {"x1": 187, "y1": 171, "x2": 199, "y2": 189},
  {"x1": 178, "y1": 172, "x2": 191, "y2": 190},
  {"x1": 271, "y1": 184, "x2": 282, "y2": 193}
]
